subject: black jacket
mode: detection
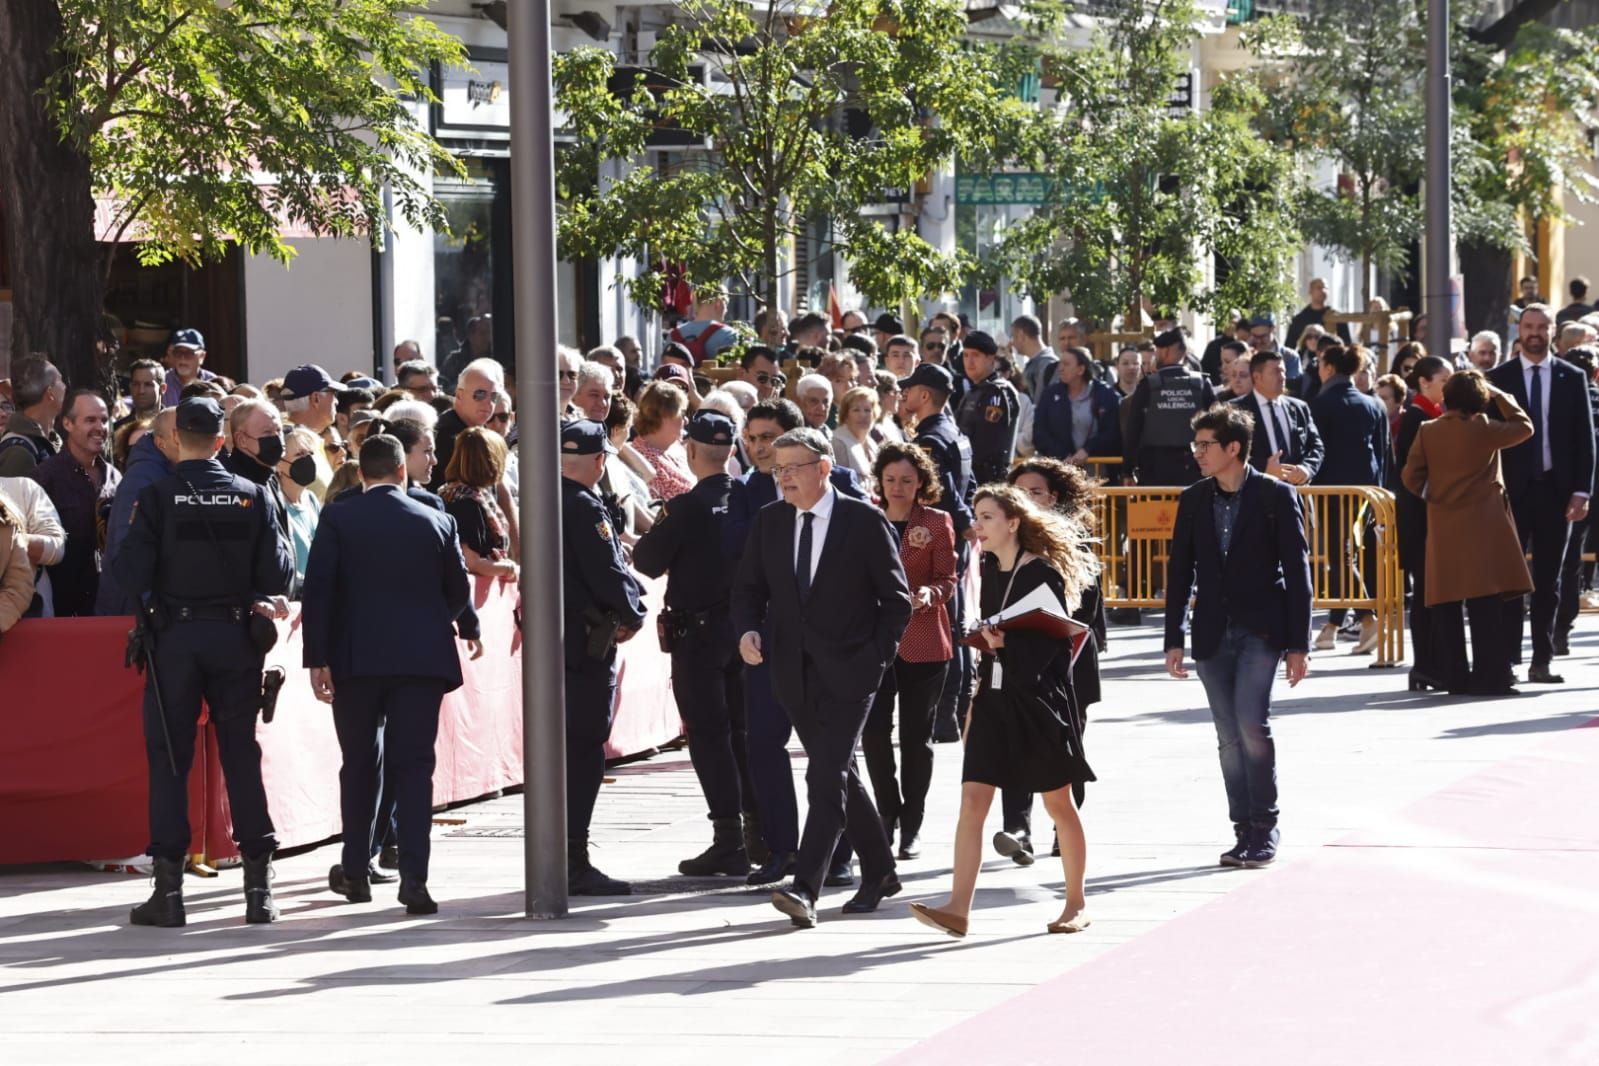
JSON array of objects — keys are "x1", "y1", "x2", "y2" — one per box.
[
  {"x1": 1310, "y1": 377, "x2": 1390, "y2": 487},
  {"x1": 1229, "y1": 391, "x2": 1324, "y2": 479},
  {"x1": 1164, "y1": 467, "x2": 1313, "y2": 659},
  {"x1": 1487, "y1": 356, "x2": 1596, "y2": 503}
]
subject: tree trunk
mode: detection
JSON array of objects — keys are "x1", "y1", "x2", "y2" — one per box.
[
  {"x1": 761, "y1": 200, "x2": 780, "y2": 312},
  {"x1": 1459, "y1": 238, "x2": 1512, "y2": 340},
  {"x1": 0, "y1": 0, "x2": 104, "y2": 388}
]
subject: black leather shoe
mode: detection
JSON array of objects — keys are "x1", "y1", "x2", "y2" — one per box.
[
  {"x1": 1528, "y1": 663, "x2": 1565, "y2": 684},
  {"x1": 398, "y1": 877, "x2": 438, "y2": 915},
  {"x1": 992, "y1": 830, "x2": 1035, "y2": 867},
  {"x1": 771, "y1": 885, "x2": 817, "y2": 927},
  {"x1": 823, "y1": 859, "x2": 855, "y2": 887},
  {"x1": 378, "y1": 844, "x2": 400, "y2": 870},
  {"x1": 367, "y1": 864, "x2": 398, "y2": 885},
  {"x1": 841, "y1": 873, "x2": 901, "y2": 914},
  {"x1": 746, "y1": 851, "x2": 795, "y2": 886},
  {"x1": 1554, "y1": 632, "x2": 1571, "y2": 657},
  {"x1": 897, "y1": 832, "x2": 921, "y2": 861},
  {"x1": 328, "y1": 864, "x2": 372, "y2": 903}
]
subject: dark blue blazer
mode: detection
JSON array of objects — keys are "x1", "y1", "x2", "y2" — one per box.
[
  {"x1": 1229, "y1": 391, "x2": 1324, "y2": 479},
  {"x1": 302, "y1": 483, "x2": 471, "y2": 687},
  {"x1": 724, "y1": 465, "x2": 864, "y2": 562},
  {"x1": 1487, "y1": 356, "x2": 1596, "y2": 502},
  {"x1": 1033, "y1": 379, "x2": 1121, "y2": 460},
  {"x1": 1310, "y1": 377, "x2": 1390, "y2": 486},
  {"x1": 1164, "y1": 468, "x2": 1313, "y2": 658}
]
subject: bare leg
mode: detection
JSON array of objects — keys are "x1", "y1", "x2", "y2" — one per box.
[
  {"x1": 938, "y1": 781, "x2": 995, "y2": 918},
  {"x1": 1041, "y1": 785, "x2": 1088, "y2": 927}
]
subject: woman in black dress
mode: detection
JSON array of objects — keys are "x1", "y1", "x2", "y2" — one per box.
[
  {"x1": 911, "y1": 485, "x2": 1099, "y2": 938},
  {"x1": 1394, "y1": 356, "x2": 1452, "y2": 690}
]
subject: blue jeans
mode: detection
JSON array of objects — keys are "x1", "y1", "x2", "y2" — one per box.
[{"x1": 1194, "y1": 624, "x2": 1281, "y2": 830}]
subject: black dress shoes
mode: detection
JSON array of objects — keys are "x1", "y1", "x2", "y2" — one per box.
[
  {"x1": 823, "y1": 859, "x2": 855, "y2": 887},
  {"x1": 1554, "y1": 631, "x2": 1571, "y2": 657},
  {"x1": 1528, "y1": 663, "x2": 1565, "y2": 684},
  {"x1": 397, "y1": 877, "x2": 438, "y2": 915},
  {"x1": 841, "y1": 873, "x2": 902, "y2": 914},
  {"x1": 378, "y1": 844, "x2": 400, "y2": 870},
  {"x1": 771, "y1": 885, "x2": 817, "y2": 927},
  {"x1": 746, "y1": 851, "x2": 795, "y2": 886},
  {"x1": 897, "y1": 832, "x2": 921, "y2": 861},
  {"x1": 328, "y1": 864, "x2": 372, "y2": 903}
]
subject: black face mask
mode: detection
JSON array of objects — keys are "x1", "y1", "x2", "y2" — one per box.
[
  {"x1": 253, "y1": 433, "x2": 284, "y2": 467},
  {"x1": 287, "y1": 455, "x2": 317, "y2": 488}
]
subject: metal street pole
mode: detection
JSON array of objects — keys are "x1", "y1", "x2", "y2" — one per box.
[
  {"x1": 508, "y1": 0, "x2": 568, "y2": 919},
  {"x1": 1425, "y1": 0, "x2": 1453, "y2": 345}
]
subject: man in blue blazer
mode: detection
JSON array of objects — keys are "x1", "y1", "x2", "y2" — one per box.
[
  {"x1": 1309, "y1": 344, "x2": 1391, "y2": 652},
  {"x1": 1229, "y1": 350, "x2": 1324, "y2": 484},
  {"x1": 1165, "y1": 404, "x2": 1311, "y2": 871},
  {"x1": 1487, "y1": 304, "x2": 1596, "y2": 681},
  {"x1": 303, "y1": 433, "x2": 471, "y2": 915},
  {"x1": 1032, "y1": 347, "x2": 1122, "y2": 462}
]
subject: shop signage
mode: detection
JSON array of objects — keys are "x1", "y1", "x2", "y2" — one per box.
[
  {"x1": 955, "y1": 172, "x2": 1052, "y2": 206},
  {"x1": 438, "y1": 58, "x2": 511, "y2": 133}
]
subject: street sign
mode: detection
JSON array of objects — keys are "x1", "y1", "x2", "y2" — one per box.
[{"x1": 956, "y1": 172, "x2": 1052, "y2": 206}]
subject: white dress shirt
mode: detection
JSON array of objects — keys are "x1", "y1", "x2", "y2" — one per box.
[
  {"x1": 1519, "y1": 355, "x2": 1554, "y2": 473},
  {"x1": 1253, "y1": 389, "x2": 1290, "y2": 459},
  {"x1": 793, "y1": 483, "x2": 836, "y2": 580}
]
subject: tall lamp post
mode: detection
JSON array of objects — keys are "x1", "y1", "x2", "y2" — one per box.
[
  {"x1": 508, "y1": 0, "x2": 568, "y2": 919},
  {"x1": 1424, "y1": 0, "x2": 1453, "y2": 344}
]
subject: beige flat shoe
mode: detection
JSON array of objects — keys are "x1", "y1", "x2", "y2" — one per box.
[
  {"x1": 910, "y1": 902, "x2": 968, "y2": 938},
  {"x1": 1047, "y1": 914, "x2": 1092, "y2": 934}
]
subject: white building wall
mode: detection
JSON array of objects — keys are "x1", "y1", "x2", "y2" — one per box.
[{"x1": 243, "y1": 239, "x2": 374, "y2": 384}]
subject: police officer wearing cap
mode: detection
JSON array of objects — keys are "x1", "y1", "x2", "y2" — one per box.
[
  {"x1": 955, "y1": 330, "x2": 1022, "y2": 485},
  {"x1": 632, "y1": 410, "x2": 752, "y2": 878},
  {"x1": 898, "y1": 362, "x2": 977, "y2": 743},
  {"x1": 113, "y1": 397, "x2": 295, "y2": 927},
  {"x1": 1123, "y1": 327, "x2": 1218, "y2": 487},
  {"x1": 561, "y1": 419, "x2": 647, "y2": 895}
]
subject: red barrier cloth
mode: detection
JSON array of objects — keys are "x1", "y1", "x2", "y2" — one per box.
[{"x1": 0, "y1": 576, "x2": 683, "y2": 865}]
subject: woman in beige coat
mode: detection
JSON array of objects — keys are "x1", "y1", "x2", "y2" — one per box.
[
  {"x1": 0, "y1": 495, "x2": 37, "y2": 634},
  {"x1": 1401, "y1": 370, "x2": 1533, "y2": 696}
]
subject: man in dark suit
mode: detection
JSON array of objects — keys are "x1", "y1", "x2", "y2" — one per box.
[
  {"x1": 303, "y1": 433, "x2": 471, "y2": 915},
  {"x1": 1229, "y1": 349, "x2": 1324, "y2": 484},
  {"x1": 1310, "y1": 344, "x2": 1391, "y2": 654},
  {"x1": 1487, "y1": 304, "x2": 1596, "y2": 683},
  {"x1": 733, "y1": 427, "x2": 912, "y2": 927},
  {"x1": 1165, "y1": 404, "x2": 1311, "y2": 871}
]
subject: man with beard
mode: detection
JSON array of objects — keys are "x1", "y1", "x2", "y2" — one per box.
[{"x1": 30, "y1": 390, "x2": 120, "y2": 616}]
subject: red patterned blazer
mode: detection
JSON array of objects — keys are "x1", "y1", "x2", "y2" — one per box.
[{"x1": 895, "y1": 503, "x2": 957, "y2": 663}]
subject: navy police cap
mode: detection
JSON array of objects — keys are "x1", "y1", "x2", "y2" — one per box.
[{"x1": 561, "y1": 418, "x2": 616, "y2": 456}]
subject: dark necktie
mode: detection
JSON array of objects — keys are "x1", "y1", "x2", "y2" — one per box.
[
  {"x1": 796, "y1": 512, "x2": 815, "y2": 600},
  {"x1": 1267, "y1": 400, "x2": 1290, "y2": 461},
  {"x1": 1529, "y1": 364, "x2": 1546, "y2": 473}
]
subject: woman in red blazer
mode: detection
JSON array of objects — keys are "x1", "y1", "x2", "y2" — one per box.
[{"x1": 862, "y1": 441, "x2": 957, "y2": 861}]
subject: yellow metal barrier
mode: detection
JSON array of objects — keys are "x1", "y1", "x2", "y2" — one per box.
[{"x1": 1089, "y1": 483, "x2": 1405, "y2": 667}]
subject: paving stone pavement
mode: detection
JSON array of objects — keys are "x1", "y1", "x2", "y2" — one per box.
[{"x1": 3, "y1": 617, "x2": 1595, "y2": 1063}]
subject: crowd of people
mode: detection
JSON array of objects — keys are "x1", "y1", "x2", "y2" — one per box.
[{"x1": 0, "y1": 272, "x2": 1592, "y2": 932}]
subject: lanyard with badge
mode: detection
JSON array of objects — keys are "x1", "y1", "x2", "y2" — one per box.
[{"x1": 987, "y1": 551, "x2": 1034, "y2": 692}]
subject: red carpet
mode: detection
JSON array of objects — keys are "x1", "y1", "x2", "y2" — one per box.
[{"x1": 897, "y1": 719, "x2": 1599, "y2": 1066}]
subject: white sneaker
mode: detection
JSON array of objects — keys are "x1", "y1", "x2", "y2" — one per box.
[
  {"x1": 1313, "y1": 623, "x2": 1338, "y2": 651},
  {"x1": 1581, "y1": 589, "x2": 1599, "y2": 612}
]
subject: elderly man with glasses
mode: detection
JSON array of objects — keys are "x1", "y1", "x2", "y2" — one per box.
[{"x1": 429, "y1": 357, "x2": 504, "y2": 492}]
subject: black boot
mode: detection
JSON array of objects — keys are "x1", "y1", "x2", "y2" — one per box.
[
  {"x1": 398, "y1": 877, "x2": 438, "y2": 915},
  {"x1": 742, "y1": 812, "x2": 771, "y2": 866},
  {"x1": 130, "y1": 856, "x2": 186, "y2": 928},
  {"x1": 897, "y1": 812, "x2": 922, "y2": 861},
  {"x1": 679, "y1": 817, "x2": 749, "y2": 877},
  {"x1": 569, "y1": 839, "x2": 631, "y2": 896},
  {"x1": 242, "y1": 852, "x2": 279, "y2": 924}
]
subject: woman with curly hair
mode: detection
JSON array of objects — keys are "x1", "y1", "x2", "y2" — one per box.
[
  {"x1": 862, "y1": 441, "x2": 956, "y2": 861},
  {"x1": 911, "y1": 484, "x2": 1098, "y2": 938}
]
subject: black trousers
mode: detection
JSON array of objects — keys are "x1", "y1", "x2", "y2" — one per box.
[
  {"x1": 1327, "y1": 496, "x2": 1377, "y2": 625},
  {"x1": 1556, "y1": 512, "x2": 1589, "y2": 640},
  {"x1": 1432, "y1": 595, "x2": 1513, "y2": 692},
  {"x1": 1407, "y1": 566, "x2": 1440, "y2": 680},
  {"x1": 565, "y1": 655, "x2": 618, "y2": 842},
  {"x1": 781, "y1": 659, "x2": 895, "y2": 898},
  {"x1": 670, "y1": 622, "x2": 746, "y2": 822},
  {"x1": 1509, "y1": 479, "x2": 1573, "y2": 667},
  {"x1": 144, "y1": 620, "x2": 275, "y2": 861},
  {"x1": 332, "y1": 676, "x2": 446, "y2": 881},
  {"x1": 862, "y1": 657, "x2": 946, "y2": 836},
  {"x1": 935, "y1": 541, "x2": 973, "y2": 738}
]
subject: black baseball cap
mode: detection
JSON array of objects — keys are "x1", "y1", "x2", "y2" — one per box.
[
  {"x1": 898, "y1": 363, "x2": 955, "y2": 394},
  {"x1": 686, "y1": 410, "x2": 736, "y2": 446},
  {"x1": 1154, "y1": 327, "x2": 1187, "y2": 349},
  {"x1": 280, "y1": 364, "x2": 347, "y2": 399},
  {"x1": 561, "y1": 418, "x2": 616, "y2": 456},
  {"x1": 873, "y1": 312, "x2": 904, "y2": 335},
  {"x1": 175, "y1": 396, "x2": 224, "y2": 436},
  {"x1": 962, "y1": 330, "x2": 998, "y2": 357}
]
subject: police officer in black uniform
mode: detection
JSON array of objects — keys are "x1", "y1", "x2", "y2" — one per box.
[
  {"x1": 1123, "y1": 327, "x2": 1218, "y2": 487},
  {"x1": 632, "y1": 410, "x2": 753, "y2": 878},
  {"x1": 899, "y1": 363, "x2": 977, "y2": 743},
  {"x1": 561, "y1": 419, "x2": 648, "y2": 895},
  {"x1": 114, "y1": 397, "x2": 295, "y2": 927},
  {"x1": 954, "y1": 330, "x2": 1022, "y2": 485}
]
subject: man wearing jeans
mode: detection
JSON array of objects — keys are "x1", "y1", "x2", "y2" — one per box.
[{"x1": 1164, "y1": 404, "x2": 1312, "y2": 868}]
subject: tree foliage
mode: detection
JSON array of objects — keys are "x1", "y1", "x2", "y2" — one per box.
[
  {"x1": 49, "y1": 0, "x2": 465, "y2": 277},
  {"x1": 982, "y1": 0, "x2": 1301, "y2": 327},
  {"x1": 553, "y1": 0, "x2": 1035, "y2": 311}
]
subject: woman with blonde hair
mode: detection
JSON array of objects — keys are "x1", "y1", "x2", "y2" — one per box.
[
  {"x1": 632, "y1": 381, "x2": 694, "y2": 502},
  {"x1": 830, "y1": 386, "x2": 881, "y2": 488},
  {"x1": 911, "y1": 484, "x2": 1097, "y2": 938}
]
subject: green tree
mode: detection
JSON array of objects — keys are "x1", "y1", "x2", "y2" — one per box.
[
  {"x1": 0, "y1": 0, "x2": 463, "y2": 387},
  {"x1": 982, "y1": 0, "x2": 1301, "y2": 328},
  {"x1": 552, "y1": 0, "x2": 1034, "y2": 314}
]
